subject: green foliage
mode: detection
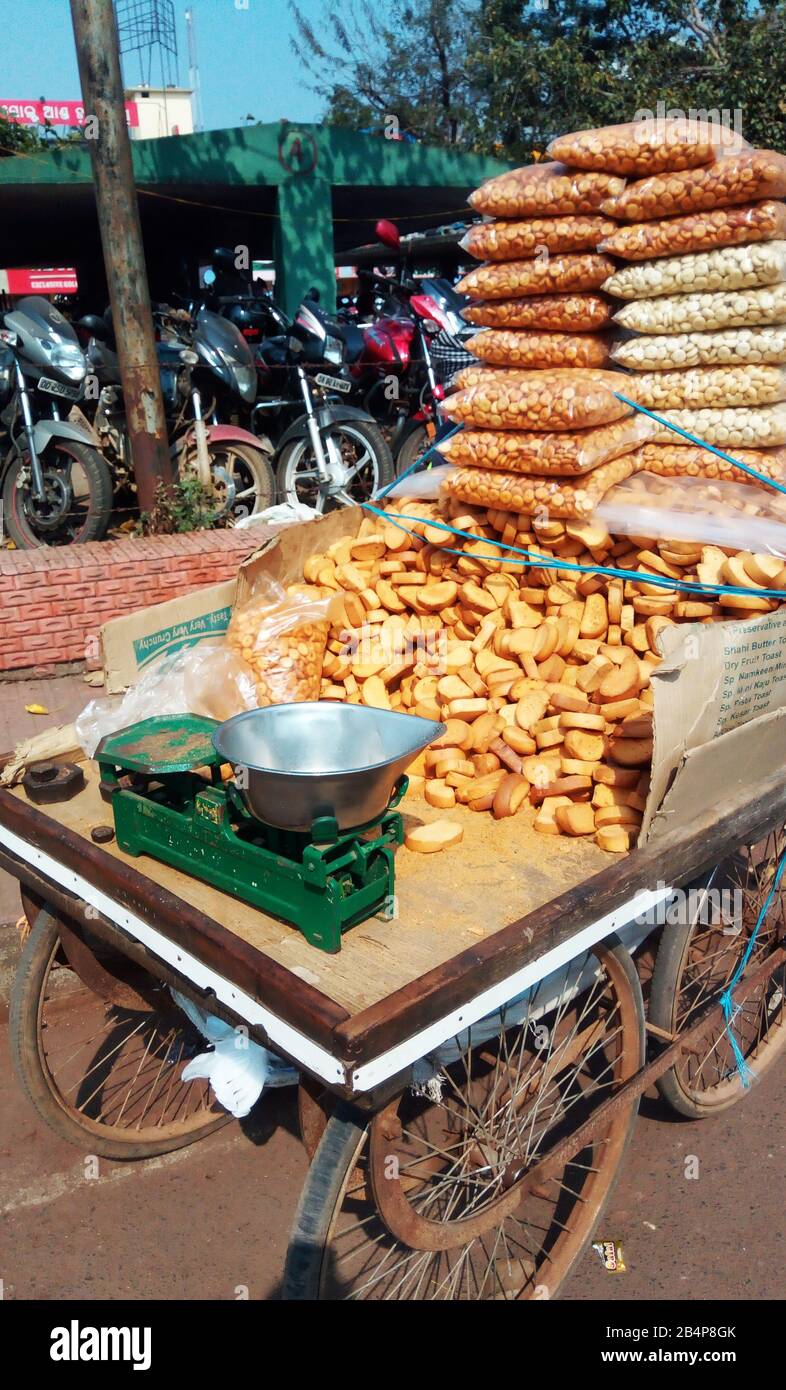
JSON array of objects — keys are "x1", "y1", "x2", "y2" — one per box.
[
  {"x1": 292, "y1": 0, "x2": 786, "y2": 157},
  {"x1": 136, "y1": 476, "x2": 224, "y2": 536}
]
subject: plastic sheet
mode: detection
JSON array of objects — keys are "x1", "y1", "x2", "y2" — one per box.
[
  {"x1": 610, "y1": 324, "x2": 786, "y2": 370},
  {"x1": 226, "y1": 574, "x2": 334, "y2": 706},
  {"x1": 548, "y1": 119, "x2": 749, "y2": 177},
  {"x1": 469, "y1": 161, "x2": 625, "y2": 218},
  {"x1": 599, "y1": 201, "x2": 786, "y2": 261},
  {"x1": 436, "y1": 415, "x2": 658, "y2": 475},
  {"x1": 597, "y1": 470, "x2": 786, "y2": 554},
  {"x1": 463, "y1": 294, "x2": 614, "y2": 332},
  {"x1": 466, "y1": 328, "x2": 612, "y2": 369},
  {"x1": 604, "y1": 240, "x2": 786, "y2": 301},
  {"x1": 441, "y1": 368, "x2": 631, "y2": 432},
  {"x1": 460, "y1": 215, "x2": 616, "y2": 262},
  {"x1": 613, "y1": 283, "x2": 786, "y2": 335},
  {"x1": 602, "y1": 149, "x2": 786, "y2": 221},
  {"x1": 456, "y1": 253, "x2": 614, "y2": 301},
  {"x1": 75, "y1": 641, "x2": 257, "y2": 758}
]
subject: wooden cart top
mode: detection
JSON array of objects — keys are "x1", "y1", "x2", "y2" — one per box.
[{"x1": 2, "y1": 759, "x2": 784, "y2": 1095}]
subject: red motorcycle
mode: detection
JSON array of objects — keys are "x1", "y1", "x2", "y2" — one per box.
[{"x1": 345, "y1": 220, "x2": 475, "y2": 472}]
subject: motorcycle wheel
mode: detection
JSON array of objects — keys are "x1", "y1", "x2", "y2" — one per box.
[
  {"x1": 395, "y1": 423, "x2": 432, "y2": 477},
  {"x1": 276, "y1": 421, "x2": 393, "y2": 513},
  {"x1": 2, "y1": 440, "x2": 113, "y2": 548},
  {"x1": 178, "y1": 440, "x2": 275, "y2": 523}
]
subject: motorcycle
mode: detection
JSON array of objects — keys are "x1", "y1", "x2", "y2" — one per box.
[
  {"x1": 0, "y1": 296, "x2": 112, "y2": 548},
  {"x1": 253, "y1": 294, "x2": 394, "y2": 512},
  {"x1": 78, "y1": 304, "x2": 275, "y2": 524},
  {"x1": 338, "y1": 220, "x2": 475, "y2": 473}
]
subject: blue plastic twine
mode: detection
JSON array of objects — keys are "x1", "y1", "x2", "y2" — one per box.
[{"x1": 719, "y1": 847, "x2": 786, "y2": 1087}]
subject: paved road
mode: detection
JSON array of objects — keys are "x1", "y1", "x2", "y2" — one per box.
[{"x1": 1, "y1": 1005, "x2": 783, "y2": 1301}]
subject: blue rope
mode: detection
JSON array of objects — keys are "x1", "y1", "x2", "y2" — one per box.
[
  {"x1": 719, "y1": 847, "x2": 786, "y2": 1087},
  {"x1": 362, "y1": 502, "x2": 786, "y2": 601},
  {"x1": 373, "y1": 423, "x2": 463, "y2": 501},
  {"x1": 613, "y1": 392, "x2": 786, "y2": 498}
]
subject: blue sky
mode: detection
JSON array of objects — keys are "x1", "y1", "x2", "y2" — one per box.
[{"x1": 0, "y1": 0, "x2": 326, "y2": 129}]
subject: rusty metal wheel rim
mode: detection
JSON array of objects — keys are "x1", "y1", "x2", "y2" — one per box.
[
  {"x1": 318, "y1": 944, "x2": 641, "y2": 1300},
  {"x1": 36, "y1": 935, "x2": 226, "y2": 1143},
  {"x1": 669, "y1": 830, "x2": 786, "y2": 1106}
]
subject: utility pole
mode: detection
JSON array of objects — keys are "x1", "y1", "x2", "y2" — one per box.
[{"x1": 70, "y1": 0, "x2": 172, "y2": 511}]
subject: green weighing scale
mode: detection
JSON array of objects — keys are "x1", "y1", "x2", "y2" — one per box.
[{"x1": 95, "y1": 704, "x2": 442, "y2": 954}]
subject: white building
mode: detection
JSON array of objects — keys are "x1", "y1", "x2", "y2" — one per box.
[{"x1": 125, "y1": 85, "x2": 194, "y2": 139}]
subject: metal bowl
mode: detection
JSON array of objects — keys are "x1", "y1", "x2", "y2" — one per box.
[{"x1": 213, "y1": 702, "x2": 445, "y2": 833}]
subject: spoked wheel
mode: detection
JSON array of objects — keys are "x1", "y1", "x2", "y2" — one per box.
[
  {"x1": 650, "y1": 827, "x2": 786, "y2": 1118},
  {"x1": 178, "y1": 439, "x2": 275, "y2": 523},
  {"x1": 10, "y1": 908, "x2": 229, "y2": 1160},
  {"x1": 276, "y1": 420, "x2": 394, "y2": 513},
  {"x1": 2, "y1": 440, "x2": 112, "y2": 547},
  {"x1": 284, "y1": 939, "x2": 644, "y2": 1300}
]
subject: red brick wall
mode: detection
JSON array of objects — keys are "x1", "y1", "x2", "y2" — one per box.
[{"x1": 0, "y1": 528, "x2": 265, "y2": 675}]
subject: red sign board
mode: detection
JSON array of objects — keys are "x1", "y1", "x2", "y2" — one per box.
[
  {"x1": 0, "y1": 267, "x2": 79, "y2": 295},
  {"x1": 0, "y1": 99, "x2": 139, "y2": 128}
]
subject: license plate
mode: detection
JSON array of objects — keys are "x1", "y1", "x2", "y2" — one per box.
[
  {"x1": 315, "y1": 372, "x2": 351, "y2": 394},
  {"x1": 38, "y1": 376, "x2": 81, "y2": 400}
]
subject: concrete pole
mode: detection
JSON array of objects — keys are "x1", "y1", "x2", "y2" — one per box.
[{"x1": 70, "y1": 0, "x2": 172, "y2": 511}]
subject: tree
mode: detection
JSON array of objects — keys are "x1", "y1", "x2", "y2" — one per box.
[{"x1": 290, "y1": 0, "x2": 475, "y2": 144}]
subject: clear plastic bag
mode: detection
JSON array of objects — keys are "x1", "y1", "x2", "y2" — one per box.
[
  {"x1": 75, "y1": 641, "x2": 257, "y2": 758},
  {"x1": 469, "y1": 161, "x2": 625, "y2": 218},
  {"x1": 441, "y1": 368, "x2": 630, "y2": 432},
  {"x1": 610, "y1": 324, "x2": 786, "y2": 370},
  {"x1": 466, "y1": 328, "x2": 612, "y2": 369},
  {"x1": 226, "y1": 574, "x2": 334, "y2": 706},
  {"x1": 629, "y1": 441, "x2": 786, "y2": 487},
  {"x1": 597, "y1": 470, "x2": 786, "y2": 555},
  {"x1": 604, "y1": 240, "x2": 786, "y2": 301},
  {"x1": 463, "y1": 294, "x2": 614, "y2": 332},
  {"x1": 460, "y1": 215, "x2": 615, "y2": 262},
  {"x1": 602, "y1": 150, "x2": 786, "y2": 221},
  {"x1": 651, "y1": 403, "x2": 786, "y2": 449},
  {"x1": 599, "y1": 201, "x2": 786, "y2": 261},
  {"x1": 442, "y1": 455, "x2": 640, "y2": 519},
  {"x1": 436, "y1": 414, "x2": 658, "y2": 475},
  {"x1": 548, "y1": 119, "x2": 749, "y2": 177},
  {"x1": 613, "y1": 284, "x2": 786, "y2": 335},
  {"x1": 626, "y1": 364, "x2": 786, "y2": 411},
  {"x1": 456, "y1": 253, "x2": 614, "y2": 301}
]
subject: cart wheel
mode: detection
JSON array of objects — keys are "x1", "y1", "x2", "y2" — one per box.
[
  {"x1": 650, "y1": 828, "x2": 786, "y2": 1118},
  {"x1": 284, "y1": 939, "x2": 644, "y2": 1300},
  {"x1": 10, "y1": 906, "x2": 230, "y2": 1160}
]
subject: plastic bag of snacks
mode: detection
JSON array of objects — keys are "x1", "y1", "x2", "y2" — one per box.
[
  {"x1": 456, "y1": 253, "x2": 615, "y2": 301},
  {"x1": 613, "y1": 283, "x2": 786, "y2": 335},
  {"x1": 441, "y1": 455, "x2": 640, "y2": 518},
  {"x1": 466, "y1": 328, "x2": 611, "y2": 369},
  {"x1": 597, "y1": 471, "x2": 786, "y2": 558},
  {"x1": 437, "y1": 414, "x2": 658, "y2": 475},
  {"x1": 602, "y1": 150, "x2": 786, "y2": 221},
  {"x1": 463, "y1": 294, "x2": 613, "y2": 332},
  {"x1": 460, "y1": 215, "x2": 616, "y2": 261},
  {"x1": 226, "y1": 575, "x2": 335, "y2": 706},
  {"x1": 469, "y1": 162, "x2": 626, "y2": 218},
  {"x1": 626, "y1": 364, "x2": 786, "y2": 411},
  {"x1": 441, "y1": 368, "x2": 630, "y2": 431},
  {"x1": 605, "y1": 240, "x2": 786, "y2": 301},
  {"x1": 629, "y1": 442, "x2": 786, "y2": 487},
  {"x1": 547, "y1": 119, "x2": 749, "y2": 177},
  {"x1": 651, "y1": 403, "x2": 786, "y2": 449},
  {"x1": 599, "y1": 201, "x2": 786, "y2": 261},
  {"x1": 611, "y1": 324, "x2": 786, "y2": 370}
]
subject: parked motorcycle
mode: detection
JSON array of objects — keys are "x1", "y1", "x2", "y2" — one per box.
[
  {"x1": 78, "y1": 304, "x2": 275, "y2": 523},
  {"x1": 0, "y1": 296, "x2": 112, "y2": 548},
  {"x1": 253, "y1": 294, "x2": 394, "y2": 512}
]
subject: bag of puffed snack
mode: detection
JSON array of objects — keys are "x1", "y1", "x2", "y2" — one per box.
[
  {"x1": 469, "y1": 162, "x2": 625, "y2": 218},
  {"x1": 604, "y1": 241, "x2": 786, "y2": 300},
  {"x1": 466, "y1": 328, "x2": 611, "y2": 369},
  {"x1": 440, "y1": 368, "x2": 630, "y2": 431},
  {"x1": 548, "y1": 118, "x2": 749, "y2": 176},
  {"x1": 226, "y1": 575, "x2": 336, "y2": 706},
  {"x1": 437, "y1": 414, "x2": 658, "y2": 475},
  {"x1": 463, "y1": 294, "x2": 614, "y2": 332},
  {"x1": 460, "y1": 215, "x2": 616, "y2": 261},
  {"x1": 613, "y1": 284, "x2": 786, "y2": 335},
  {"x1": 602, "y1": 150, "x2": 786, "y2": 221},
  {"x1": 456, "y1": 253, "x2": 615, "y2": 301},
  {"x1": 610, "y1": 324, "x2": 786, "y2": 370},
  {"x1": 598, "y1": 201, "x2": 786, "y2": 261}
]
